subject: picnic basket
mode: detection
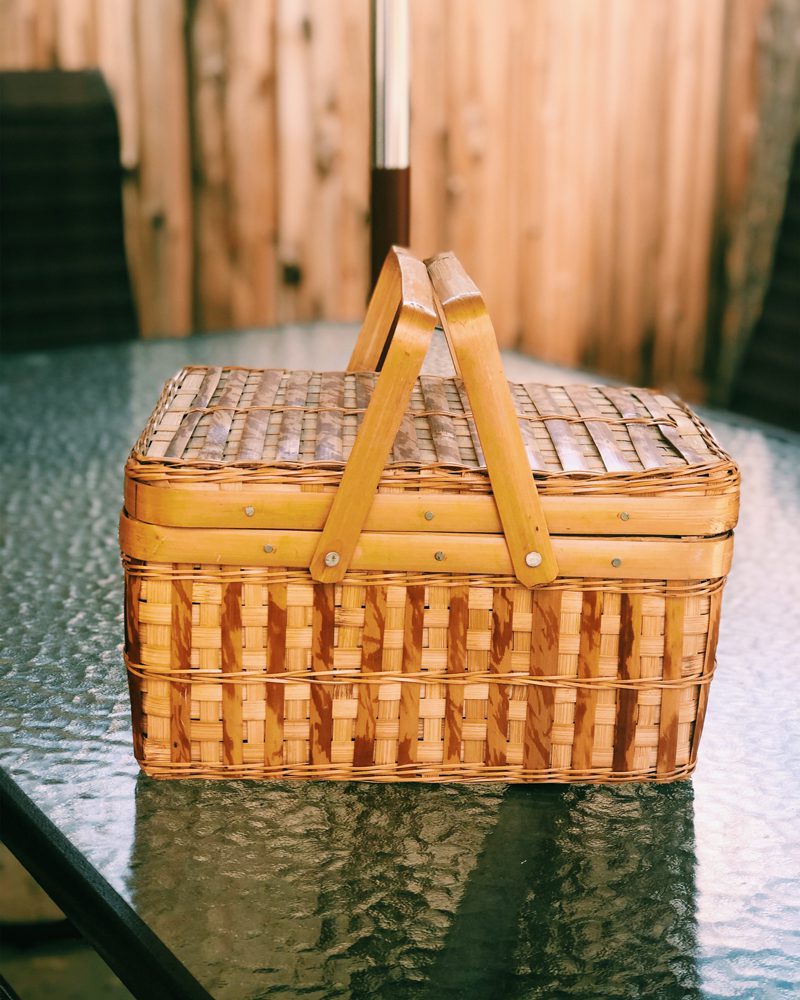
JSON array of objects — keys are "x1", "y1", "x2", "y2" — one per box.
[{"x1": 120, "y1": 248, "x2": 739, "y2": 782}]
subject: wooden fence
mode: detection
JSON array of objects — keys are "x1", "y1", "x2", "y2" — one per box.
[{"x1": 1, "y1": 0, "x2": 796, "y2": 397}]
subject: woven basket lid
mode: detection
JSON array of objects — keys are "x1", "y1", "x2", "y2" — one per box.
[{"x1": 133, "y1": 366, "x2": 735, "y2": 489}]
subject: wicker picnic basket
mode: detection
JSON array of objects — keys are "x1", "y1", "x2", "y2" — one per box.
[{"x1": 120, "y1": 248, "x2": 739, "y2": 783}]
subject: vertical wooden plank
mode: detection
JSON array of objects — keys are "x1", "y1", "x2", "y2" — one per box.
[
  {"x1": 516, "y1": 0, "x2": 548, "y2": 361},
  {"x1": 225, "y1": 0, "x2": 279, "y2": 327},
  {"x1": 169, "y1": 577, "x2": 193, "y2": 764},
  {"x1": 275, "y1": 0, "x2": 312, "y2": 322},
  {"x1": 301, "y1": 0, "x2": 351, "y2": 319},
  {"x1": 328, "y1": 0, "x2": 370, "y2": 318},
  {"x1": 310, "y1": 583, "x2": 334, "y2": 764},
  {"x1": 654, "y1": 0, "x2": 723, "y2": 392},
  {"x1": 221, "y1": 582, "x2": 243, "y2": 766},
  {"x1": 485, "y1": 588, "x2": 513, "y2": 766},
  {"x1": 265, "y1": 581, "x2": 287, "y2": 767},
  {"x1": 54, "y1": 0, "x2": 96, "y2": 68},
  {"x1": 397, "y1": 585, "x2": 425, "y2": 766},
  {"x1": 571, "y1": 590, "x2": 602, "y2": 770},
  {"x1": 408, "y1": 0, "x2": 448, "y2": 260},
  {"x1": 95, "y1": 0, "x2": 141, "y2": 326},
  {"x1": 599, "y1": 0, "x2": 667, "y2": 382},
  {"x1": 353, "y1": 585, "x2": 387, "y2": 766},
  {"x1": 478, "y1": 0, "x2": 519, "y2": 349},
  {"x1": 443, "y1": 0, "x2": 518, "y2": 347},
  {"x1": 523, "y1": 588, "x2": 561, "y2": 771},
  {"x1": 135, "y1": 0, "x2": 193, "y2": 336},
  {"x1": 0, "y1": 0, "x2": 37, "y2": 67},
  {"x1": 443, "y1": 585, "x2": 468, "y2": 765},
  {"x1": 677, "y1": 0, "x2": 726, "y2": 393},
  {"x1": 657, "y1": 593, "x2": 685, "y2": 776},
  {"x1": 188, "y1": 0, "x2": 233, "y2": 330},
  {"x1": 541, "y1": 0, "x2": 594, "y2": 367},
  {"x1": 612, "y1": 592, "x2": 643, "y2": 772}
]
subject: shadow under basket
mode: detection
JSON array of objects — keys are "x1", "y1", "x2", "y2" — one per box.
[{"x1": 120, "y1": 249, "x2": 739, "y2": 782}]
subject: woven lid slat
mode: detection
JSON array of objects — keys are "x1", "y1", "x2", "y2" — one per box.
[
  {"x1": 456, "y1": 379, "x2": 486, "y2": 467},
  {"x1": 563, "y1": 385, "x2": 632, "y2": 473},
  {"x1": 597, "y1": 387, "x2": 666, "y2": 469},
  {"x1": 390, "y1": 374, "x2": 420, "y2": 463},
  {"x1": 276, "y1": 371, "x2": 312, "y2": 461},
  {"x1": 164, "y1": 366, "x2": 223, "y2": 459},
  {"x1": 197, "y1": 369, "x2": 248, "y2": 461},
  {"x1": 237, "y1": 369, "x2": 283, "y2": 461},
  {"x1": 315, "y1": 373, "x2": 345, "y2": 462},
  {"x1": 419, "y1": 376, "x2": 462, "y2": 465},
  {"x1": 522, "y1": 383, "x2": 591, "y2": 472},
  {"x1": 631, "y1": 389, "x2": 707, "y2": 466}
]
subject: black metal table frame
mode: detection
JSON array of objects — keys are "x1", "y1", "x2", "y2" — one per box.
[{"x1": 0, "y1": 767, "x2": 212, "y2": 1000}]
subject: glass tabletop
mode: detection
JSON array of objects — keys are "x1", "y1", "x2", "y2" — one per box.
[{"x1": 1, "y1": 326, "x2": 798, "y2": 999}]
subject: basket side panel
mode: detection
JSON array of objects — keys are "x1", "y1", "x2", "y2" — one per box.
[{"x1": 122, "y1": 561, "x2": 721, "y2": 783}]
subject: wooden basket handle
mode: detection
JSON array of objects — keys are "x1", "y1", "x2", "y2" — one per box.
[
  {"x1": 310, "y1": 247, "x2": 558, "y2": 587},
  {"x1": 425, "y1": 252, "x2": 557, "y2": 586},
  {"x1": 309, "y1": 247, "x2": 438, "y2": 582}
]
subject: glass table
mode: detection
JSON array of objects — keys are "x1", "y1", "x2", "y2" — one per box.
[{"x1": 2, "y1": 326, "x2": 798, "y2": 999}]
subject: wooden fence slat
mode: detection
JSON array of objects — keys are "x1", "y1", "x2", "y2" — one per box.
[
  {"x1": 226, "y1": 0, "x2": 278, "y2": 328},
  {"x1": 0, "y1": 0, "x2": 784, "y2": 398},
  {"x1": 135, "y1": 0, "x2": 193, "y2": 337}
]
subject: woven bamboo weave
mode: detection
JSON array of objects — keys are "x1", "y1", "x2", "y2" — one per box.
[{"x1": 121, "y1": 248, "x2": 738, "y2": 783}]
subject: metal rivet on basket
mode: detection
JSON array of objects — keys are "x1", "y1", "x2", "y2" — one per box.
[
  {"x1": 434, "y1": 550, "x2": 446, "y2": 562},
  {"x1": 525, "y1": 551, "x2": 543, "y2": 568},
  {"x1": 263, "y1": 544, "x2": 275, "y2": 554},
  {"x1": 324, "y1": 551, "x2": 340, "y2": 567},
  {"x1": 611, "y1": 557, "x2": 622, "y2": 568},
  {"x1": 618, "y1": 511, "x2": 630, "y2": 521},
  {"x1": 424, "y1": 510, "x2": 434, "y2": 521},
  {"x1": 244, "y1": 506, "x2": 255, "y2": 517}
]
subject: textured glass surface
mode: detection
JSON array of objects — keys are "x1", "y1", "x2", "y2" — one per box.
[{"x1": 1, "y1": 329, "x2": 798, "y2": 999}]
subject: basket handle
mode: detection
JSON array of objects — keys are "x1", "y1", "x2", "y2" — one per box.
[
  {"x1": 309, "y1": 246, "x2": 438, "y2": 582},
  {"x1": 425, "y1": 252, "x2": 557, "y2": 586},
  {"x1": 310, "y1": 248, "x2": 557, "y2": 586}
]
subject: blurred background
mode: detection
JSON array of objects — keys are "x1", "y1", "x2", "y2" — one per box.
[{"x1": 1, "y1": 0, "x2": 799, "y2": 425}]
